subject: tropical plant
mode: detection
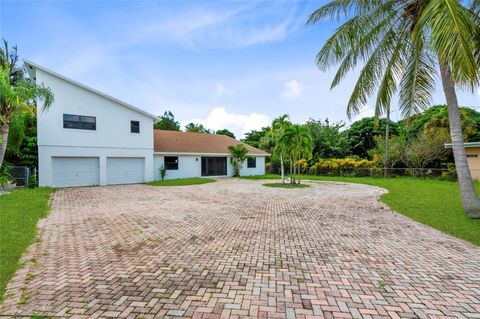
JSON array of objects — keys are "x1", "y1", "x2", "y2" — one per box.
[
  {"x1": 269, "y1": 114, "x2": 291, "y2": 184},
  {"x1": 309, "y1": 0, "x2": 480, "y2": 218},
  {"x1": 185, "y1": 122, "x2": 211, "y2": 133},
  {"x1": 154, "y1": 111, "x2": 180, "y2": 131},
  {"x1": 279, "y1": 124, "x2": 313, "y2": 184},
  {"x1": 227, "y1": 144, "x2": 250, "y2": 177},
  {"x1": 0, "y1": 40, "x2": 54, "y2": 170},
  {"x1": 215, "y1": 129, "x2": 235, "y2": 138},
  {"x1": 159, "y1": 165, "x2": 167, "y2": 181}
]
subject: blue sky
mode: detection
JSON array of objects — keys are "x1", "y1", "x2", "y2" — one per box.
[{"x1": 2, "y1": 0, "x2": 479, "y2": 138}]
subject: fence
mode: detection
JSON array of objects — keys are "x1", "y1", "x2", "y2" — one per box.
[
  {"x1": 303, "y1": 167, "x2": 458, "y2": 180},
  {"x1": 9, "y1": 166, "x2": 36, "y2": 187}
]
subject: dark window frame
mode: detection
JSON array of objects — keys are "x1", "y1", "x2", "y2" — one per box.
[
  {"x1": 164, "y1": 156, "x2": 178, "y2": 170},
  {"x1": 131, "y1": 120, "x2": 140, "y2": 133},
  {"x1": 247, "y1": 157, "x2": 256, "y2": 168},
  {"x1": 63, "y1": 113, "x2": 96, "y2": 131}
]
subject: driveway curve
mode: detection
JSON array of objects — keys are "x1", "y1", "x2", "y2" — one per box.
[{"x1": 1, "y1": 179, "x2": 479, "y2": 318}]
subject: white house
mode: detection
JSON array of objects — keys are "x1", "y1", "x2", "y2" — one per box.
[
  {"x1": 25, "y1": 61, "x2": 268, "y2": 187},
  {"x1": 153, "y1": 130, "x2": 268, "y2": 180}
]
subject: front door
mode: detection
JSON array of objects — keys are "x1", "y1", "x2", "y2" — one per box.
[{"x1": 201, "y1": 157, "x2": 227, "y2": 176}]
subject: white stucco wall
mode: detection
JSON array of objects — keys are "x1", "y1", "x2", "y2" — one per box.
[
  {"x1": 153, "y1": 155, "x2": 202, "y2": 180},
  {"x1": 35, "y1": 68, "x2": 155, "y2": 186},
  {"x1": 240, "y1": 156, "x2": 266, "y2": 176},
  {"x1": 153, "y1": 154, "x2": 266, "y2": 180}
]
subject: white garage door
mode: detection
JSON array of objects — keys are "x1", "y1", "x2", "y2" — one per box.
[
  {"x1": 107, "y1": 157, "x2": 145, "y2": 185},
  {"x1": 52, "y1": 157, "x2": 100, "y2": 187}
]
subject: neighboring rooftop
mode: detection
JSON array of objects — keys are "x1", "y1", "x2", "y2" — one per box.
[{"x1": 154, "y1": 130, "x2": 269, "y2": 155}]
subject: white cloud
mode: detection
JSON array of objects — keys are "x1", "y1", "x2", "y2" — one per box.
[
  {"x1": 282, "y1": 80, "x2": 302, "y2": 99},
  {"x1": 182, "y1": 107, "x2": 271, "y2": 138}
]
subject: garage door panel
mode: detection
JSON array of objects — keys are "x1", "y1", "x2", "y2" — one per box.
[
  {"x1": 52, "y1": 157, "x2": 100, "y2": 187},
  {"x1": 107, "y1": 157, "x2": 145, "y2": 185}
]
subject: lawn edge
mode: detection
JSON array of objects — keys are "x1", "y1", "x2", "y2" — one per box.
[{"x1": 0, "y1": 188, "x2": 55, "y2": 304}]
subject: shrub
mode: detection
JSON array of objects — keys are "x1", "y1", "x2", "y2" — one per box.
[
  {"x1": 0, "y1": 162, "x2": 12, "y2": 187},
  {"x1": 28, "y1": 173, "x2": 39, "y2": 188},
  {"x1": 309, "y1": 157, "x2": 379, "y2": 177},
  {"x1": 159, "y1": 165, "x2": 167, "y2": 181}
]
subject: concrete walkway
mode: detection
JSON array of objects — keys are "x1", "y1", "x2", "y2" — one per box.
[{"x1": 1, "y1": 179, "x2": 479, "y2": 318}]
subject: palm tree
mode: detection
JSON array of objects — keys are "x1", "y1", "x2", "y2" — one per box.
[
  {"x1": 227, "y1": 144, "x2": 250, "y2": 177},
  {"x1": 0, "y1": 40, "x2": 54, "y2": 170},
  {"x1": 279, "y1": 124, "x2": 313, "y2": 184},
  {"x1": 267, "y1": 114, "x2": 291, "y2": 184},
  {"x1": 308, "y1": 0, "x2": 480, "y2": 218}
]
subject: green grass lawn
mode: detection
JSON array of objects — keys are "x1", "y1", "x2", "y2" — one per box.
[
  {"x1": 263, "y1": 182, "x2": 310, "y2": 189},
  {"x1": 0, "y1": 187, "x2": 54, "y2": 298},
  {"x1": 146, "y1": 177, "x2": 216, "y2": 186},
  {"x1": 244, "y1": 174, "x2": 480, "y2": 246}
]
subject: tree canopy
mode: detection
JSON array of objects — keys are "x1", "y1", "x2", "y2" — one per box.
[
  {"x1": 215, "y1": 129, "x2": 235, "y2": 138},
  {"x1": 154, "y1": 111, "x2": 180, "y2": 131}
]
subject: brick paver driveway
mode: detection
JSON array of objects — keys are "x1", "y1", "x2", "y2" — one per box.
[{"x1": 1, "y1": 179, "x2": 479, "y2": 318}]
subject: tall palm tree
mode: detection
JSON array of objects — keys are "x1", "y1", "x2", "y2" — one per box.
[
  {"x1": 308, "y1": 0, "x2": 480, "y2": 218},
  {"x1": 279, "y1": 124, "x2": 313, "y2": 184},
  {"x1": 269, "y1": 114, "x2": 291, "y2": 184},
  {"x1": 0, "y1": 41, "x2": 54, "y2": 170}
]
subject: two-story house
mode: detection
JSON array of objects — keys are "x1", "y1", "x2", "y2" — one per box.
[{"x1": 26, "y1": 61, "x2": 268, "y2": 187}]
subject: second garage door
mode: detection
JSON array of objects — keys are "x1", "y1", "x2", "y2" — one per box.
[{"x1": 107, "y1": 157, "x2": 145, "y2": 185}]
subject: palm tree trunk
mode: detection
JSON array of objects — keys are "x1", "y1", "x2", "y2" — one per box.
[
  {"x1": 293, "y1": 162, "x2": 296, "y2": 184},
  {"x1": 280, "y1": 154, "x2": 285, "y2": 184},
  {"x1": 0, "y1": 123, "x2": 9, "y2": 170},
  {"x1": 384, "y1": 108, "x2": 390, "y2": 178},
  {"x1": 440, "y1": 63, "x2": 480, "y2": 218},
  {"x1": 289, "y1": 159, "x2": 293, "y2": 184}
]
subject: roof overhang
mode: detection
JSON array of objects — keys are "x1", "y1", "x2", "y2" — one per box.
[
  {"x1": 444, "y1": 142, "x2": 480, "y2": 149},
  {"x1": 24, "y1": 60, "x2": 160, "y2": 122}
]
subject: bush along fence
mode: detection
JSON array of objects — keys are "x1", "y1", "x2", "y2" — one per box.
[
  {"x1": 2, "y1": 166, "x2": 38, "y2": 188},
  {"x1": 267, "y1": 158, "x2": 458, "y2": 180}
]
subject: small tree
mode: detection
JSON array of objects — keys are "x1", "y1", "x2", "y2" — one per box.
[
  {"x1": 159, "y1": 165, "x2": 167, "y2": 181},
  {"x1": 279, "y1": 125, "x2": 313, "y2": 184},
  {"x1": 1, "y1": 40, "x2": 54, "y2": 169},
  {"x1": 228, "y1": 144, "x2": 249, "y2": 177}
]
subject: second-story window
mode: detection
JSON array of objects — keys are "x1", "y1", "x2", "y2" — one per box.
[
  {"x1": 131, "y1": 120, "x2": 140, "y2": 133},
  {"x1": 63, "y1": 114, "x2": 96, "y2": 130}
]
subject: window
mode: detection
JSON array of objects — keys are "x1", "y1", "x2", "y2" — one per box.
[
  {"x1": 131, "y1": 120, "x2": 140, "y2": 133},
  {"x1": 247, "y1": 157, "x2": 256, "y2": 168},
  {"x1": 467, "y1": 154, "x2": 478, "y2": 158},
  {"x1": 63, "y1": 114, "x2": 96, "y2": 130},
  {"x1": 164, "y1": 156, "x2": 178, "y2": 170}
]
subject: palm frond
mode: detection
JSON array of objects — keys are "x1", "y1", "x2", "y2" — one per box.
[
  {"x1": 346, "y1": 25, "x2": 401, "y2": 118},
  {"x1": 315, "y1": 2, "x2": 398, "y2": 72},
  {"x1": 398, "y1": 45, "x2": 436, "y2": 118},
  {"x1": 374, "y1": 19, "x2": 410, "y2": 119},
  {"x1": 307, "y1": 0, "x2": 388, "y2": 23},
  {"x1": 416, "y1": 0, "x2": 479, "y2": 88},
  {"x1": 329, "y1": 11, "x2": 396, "y2": 87}
]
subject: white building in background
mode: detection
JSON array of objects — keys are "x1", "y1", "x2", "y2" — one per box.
[{"x1": 26, "y1": 61, "x2": 268, "y2": 187}]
